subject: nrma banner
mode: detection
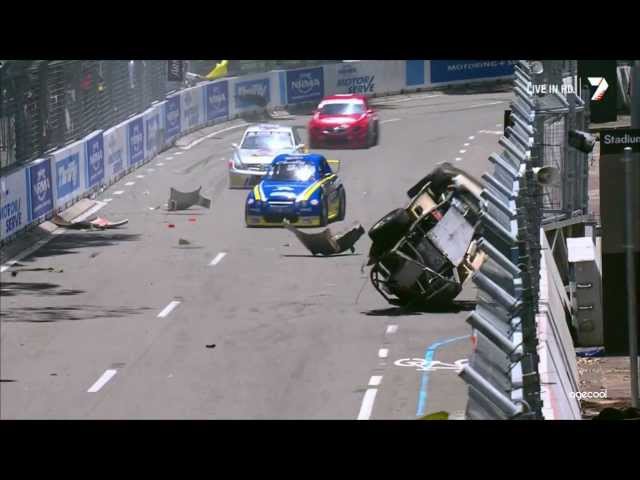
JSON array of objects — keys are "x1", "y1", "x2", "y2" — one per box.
[
  {"x1": 128, "y1": 117, "x2": 145, "y2": 167},
  {"x1": 286, "y1": 67, "x2": 324, "y2": 104},
  {"x1": 27, "y1": 159, "x2": 54, "y2": 221},
  {"x1": 431, "y1": 60, "x2": 516, "y2": 83},
  {"x1": 165, "y1": 95, "x2": 182, "y2": 141},
  {"x1": 206, "y1": 81, "x2": 228, "y2": 122},
  {"x1": 235, "y1": 78, "x2": 270, "y2": 109},
  {"x1": 85, "y1": 131, "x2": 105, "y2": 189}
]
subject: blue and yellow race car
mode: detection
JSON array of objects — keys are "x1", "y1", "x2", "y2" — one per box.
[{"x1": 245, "y1": 153, "x2": 346, "y2": 227}]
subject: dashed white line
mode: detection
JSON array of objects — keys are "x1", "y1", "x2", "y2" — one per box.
[
  {"x1": 496, "y1": 123, "x2": 503, "y2": 127},
  {"x1": 463, "y1": 143, "x2": 470, "y2": 147},
  {"x1": 357, "y1": 389, "x2": 378, "y2": 420},
  {"x1": 459, "y1": 149, "x2": 467, "y2": 154},
  {"x1": 124, "y1": 181, "x2": 135, "y2": 186},
  {"x1": 104, "y1": 198, "x2": 113, "y2": 203},
  {"x1": 369, "y1": 375, "x2": 383, "y2": 387},
  {"x1": 147, "y1": 168, "x2": 155, "y2": 172},
  {"x1": 467, "y1": 101, "x2": 506, "y2": 109},
  {"x1": 156, "y1": 163, "x2": 164, "y2": 167},
  {"x1": 165, "y1": 157, "x2": 173, "y2": 161},
  {"x1": 209, "y1": 252, "x2": 227, "y2": 266},
  {"x1": 386, "y1": 325, "x2": 398, "y2": 334},
  {"x1": 113, "y1": 190, "x2": 125, "y2": 195},
  {"x1": 136, "y1": 175, "x2": 145, "y2": 179},
  {"x1": 174, "y1": 152, "x2": 183, "y2": 156},
  {"x1": 455, "y1": 157, "x2": 463, "y2": 162},
  {"x1": 87, "y1": 369, "x2": 118, "y2": 393},
  {"x1": 380, "y1": 118, "x2": 401, "y2": 124},
  {"x1": 378, "y1": 348, "x2": 389, "y2": 359},
  {"x1": 468, "y1": 136, "x2": 475, "y2": 140},
  {"x1": 157, "y1": 300, "x2": 181, "y2": 318}
]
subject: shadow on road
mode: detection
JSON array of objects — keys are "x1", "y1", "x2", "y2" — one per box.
[
  {"x1": 363, "y1": 300, "x2": 476, "y2": 316},
  {"x1": 0, "y1": 305, "x2": 153, "y2": 322},
  {"x1": 23, "y1": 232, "x2": 141, "y2": 261},
  {"x1": 0, "y1": 281, "x2": 85, "y2": 297}
]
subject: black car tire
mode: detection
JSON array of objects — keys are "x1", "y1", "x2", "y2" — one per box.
[
  {"x1": 368, "y1": 208, "x2": 412, "y2": 249},
  {"x1": 373, "y1": 122, "x2": 379, "y2": 146},
  {"x1": 338, "y1": 188, "x2": 346, "y2": 221},
  {"x1": 319, "y1": 195, "x2": 329, "y2": 226}
]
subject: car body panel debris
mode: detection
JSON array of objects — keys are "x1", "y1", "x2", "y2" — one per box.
[
  {"x1": 285, "y1": 222, "x2": 365, "y2": 256},
  {"x1": 168, "y1": 187, "x2": 212, "y2": 211},
  {"x1": 51, "y1": 215, "x2": 128, "y2": 230},
  {"x1": 366, "y1": 162, "x2": 486, "y2": 307}
]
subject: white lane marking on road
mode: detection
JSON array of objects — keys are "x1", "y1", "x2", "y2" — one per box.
[
  {"x1": 455, "y1": 157, "x2": 463, "y2": 162},
  {"x1": 103, "y1": 198, "x2": 113, "y2": 203},
  {"x1": 468, "y1": 135, "x2": 475, "y2": 140},
  {"x1": 209, "y1": 252, "x2": 227, "y2": 266},
  {"x1": 166, "y1": 157, "x2": 173, "y2": 161},
  {"x1": 386, "y1": 325, "x2": 398, "y2": 334},
  {"x1": 136, "y1": 175, "x2": 145, "y2": 179},
  {"x1": 467, "y1": 102, "x2": 506, "y2": 109},
  {"x1": 113, "y1": 190, "x2": 125, "y2": 195},
  {"x1": 478, "y1": 130, "x2": 504, "y2": 135},
  {"x1": 496, "y1": 123, "x2": 503, "y2": 127},
  {"x1": 373, "y1": 93, "x2": 442, "y2": 105},
  {"x1": 357, "y1": 388, "x2": 378, "y2": 420},
  {"x1": 87, "y1": 369, "x2": 118, "y2": 393},
  {"x1": 174, "y1": 152, "x2": 183, "y2": 156},
  {"x1": 378, "y1": 348, "x2": 389, "y2": 359},
  {"x1": 124, "y1": 181, "x2": 135, "y2": 186},
  {"x1": 147, "y1": 168, "x2": 155, "y2": 172},
  {"x1": 369, "y1": 376, "x2": 383, "y2": 387},
  {"x1": 459, "y1": 149, "x2": 467, "y2": 154},
  {"x1": 156, "y1": 163, "x2": 164, "y2": 166},
  {"x1": 181, "y1": 123, "x2": 249, "y2": 151},
  {"x1": 157, "y1": 301, "x2": 181, "y2": 318},
  {"x1": 380, "y1": 118, "x2": 401, "y2": 124},
  {"x1": 463, "y1": 143, "x2": 470, "y2": 147}
]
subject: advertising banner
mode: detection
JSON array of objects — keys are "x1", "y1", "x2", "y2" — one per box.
[
  {"x1": 51, "y1": 140, "x2": 85, "y2": 209},
  {"x1": 85, "y1": 130, "x2": 105, "y2": 189},
  {"x1": 234, "y1": 77, "x2": 271, "y2": 110},
  {"x1": 164, "y1": 94, "x2": 181, "y2": 142},
  {"x1": 127, "y1": 116, "x2": 145, "y2": 167},
  {"x1": 205, "y1": 80, "x2": 229, "y2": 123},
  {"x1": 144, "y1": 106, "x2": 162, "y2": 160},
  {"x1": 104, "y1": 123, "x2": 126, "y2": 182},
  {"x1": 0, "y1": 168, "x2": 29, "y2": 241},
  {"x1": 431, "y1": 60, "x2": 516, "y2": 83},
  {"x1": 286, "y1": 67, "x2": 324, "y2": 104},
  {"x1": 27, "y1": 158, "x2": 54, "y2": 221},
  {"x1": 181, "y1": 85, "x2": 204, "y2": 132}
]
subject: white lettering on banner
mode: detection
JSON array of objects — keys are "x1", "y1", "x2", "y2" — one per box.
[
  {"x1": 238, "y1": 83, "x2": 267, "y2": 97},
  {"x1": 34, "y1": 168, "x2": 50, "y2": 203},
  {"x1": 183, "y1": 91, "x2": 199, "y2": 127},
  {"x1": 89, "y1": 141, "x2": 103, "y2": 172},
  {"x1": 131, "y1": 124, "x2": 143, "y2": 152},
  {"x1": 209, "y1": 92, "x2": 226, "y2": 107},
  {"x1": 446, "y1": 60, "x2": 516, "y2": 72},
  {"x1": 57, "y1": 160, "x2": 78, "y2": 189},
  {"x1": 167, "y1": 107, "x2": 180, "y2": 126},
  {"x1": 106, "y1": 133, "x2": 123, "y2": 169},
  {"x1": 603, "y1": 133, "x2": 640, "y2": 145},
  {"x1": 292, "y1": 73, "x2": 320, "y2": 94}
]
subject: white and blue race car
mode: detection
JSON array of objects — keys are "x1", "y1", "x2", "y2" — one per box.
[
  {"x1": 245, "y1": 153, "x2": 346, "y2": 227},
  {"x1": 228, "y1": 124, "x2": 307, "y2": 189}
]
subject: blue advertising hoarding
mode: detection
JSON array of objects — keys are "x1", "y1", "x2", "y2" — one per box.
[
  {"x1": 431, "y1": 60, "x2": 516, "y2": 83},
  {"x1": 28, "y1": 159, "x2": 54, "y2": 221},
  {"x1": 55, "y1": 153, "x2": 81, "y2": 199},
  {"x1": 286, "y1": 67, "x2": 324, "y2": 104},
  {"x1": 406, "y1": 60, "x2": 425, "y2": 86},
  {"x1": 205, "y1": 81, "x2": 228, "y2": 122},
  {"x1": 85, "y1": 132, "x2": 105, "y2": 189},
  {"x1": 128, "y1": 117, "x2": 145, "y2": 167},
  {"x1": 235, "y1": 78, "x2": 270, "y2": 109},
  {"x1": 165, "y1": 95, "x2": 181, "y2": 140}
]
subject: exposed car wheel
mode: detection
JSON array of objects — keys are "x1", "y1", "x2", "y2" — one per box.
[
  {"x1": 374, "y1": 123, "x2": 379, "y2": 145},
  {"x1": 338, "y1": 188, "x2": 346, "y2": 221},
  {"x1": 366, "y1": 125, "x2": 375, "y2": 148},
  {"x1": 368, "y1": 208, "x2": 412, "y2": 250},
  {"x1": 319, "y1": 196, "x2": 329, "y2": 226}
]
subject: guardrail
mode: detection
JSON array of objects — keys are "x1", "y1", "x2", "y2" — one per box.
[
  {"x1": 459, "y1": 60, "x2": 545, "y2": 419},
  {"x1": 1, "y1": 60, "x2": 516, "y2": 247}
]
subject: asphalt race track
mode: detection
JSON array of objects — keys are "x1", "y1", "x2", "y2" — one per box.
[{"x1": 0, "y1": 90, "x2": 513, "y2": 419}]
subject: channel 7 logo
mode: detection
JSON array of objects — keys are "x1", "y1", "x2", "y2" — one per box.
[{"x1": 587, "y1": 77, "x2": 609, "y2": 102}]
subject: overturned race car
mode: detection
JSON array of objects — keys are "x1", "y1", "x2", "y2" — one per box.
[
  {"x1": 245, "y1": 153, "x2": 346, "y2": 227},
  {"x1": 366, "y1": 162, "x2": 487, "y2": 307}
]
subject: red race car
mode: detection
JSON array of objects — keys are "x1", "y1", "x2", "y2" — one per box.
[{"x1": 308, "y1": 94, "x2": 379, "y2": 149}]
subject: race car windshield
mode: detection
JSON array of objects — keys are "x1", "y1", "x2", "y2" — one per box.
[
  {"x1": 319, "y1": 103, "x2": 365, "y2": 115},
  {"x1": 241, "y1": 132, "x2": 293, "y2": 150},
  {"x1": 267, "y1": 162, "x2": 317, "y2": 182}
]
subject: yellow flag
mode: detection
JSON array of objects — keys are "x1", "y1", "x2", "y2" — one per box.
[{"x1": 206, "y1": 60, "x2": 228, "y2": 80}]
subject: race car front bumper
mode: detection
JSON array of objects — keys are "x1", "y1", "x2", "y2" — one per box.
[
  {"x1": 229, "y1": 167, "x2": 268, "y2": 189},
  {"x1": 246, "y1": 203, "x2": 322, "y2": 227},
  {"x1": 246, "y1": 215, "x2": 322, "y2": 227},
  {"x1": 309, "y1": 126, "x2": 368, "y2": 148}
]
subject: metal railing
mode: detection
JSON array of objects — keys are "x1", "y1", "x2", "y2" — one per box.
[
  {"x1": 460, "y1": 60, "x2": 544, "y2": 419},
  {"x1": 0, "y1": 60, "x2": 174, "y2": 171}
]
